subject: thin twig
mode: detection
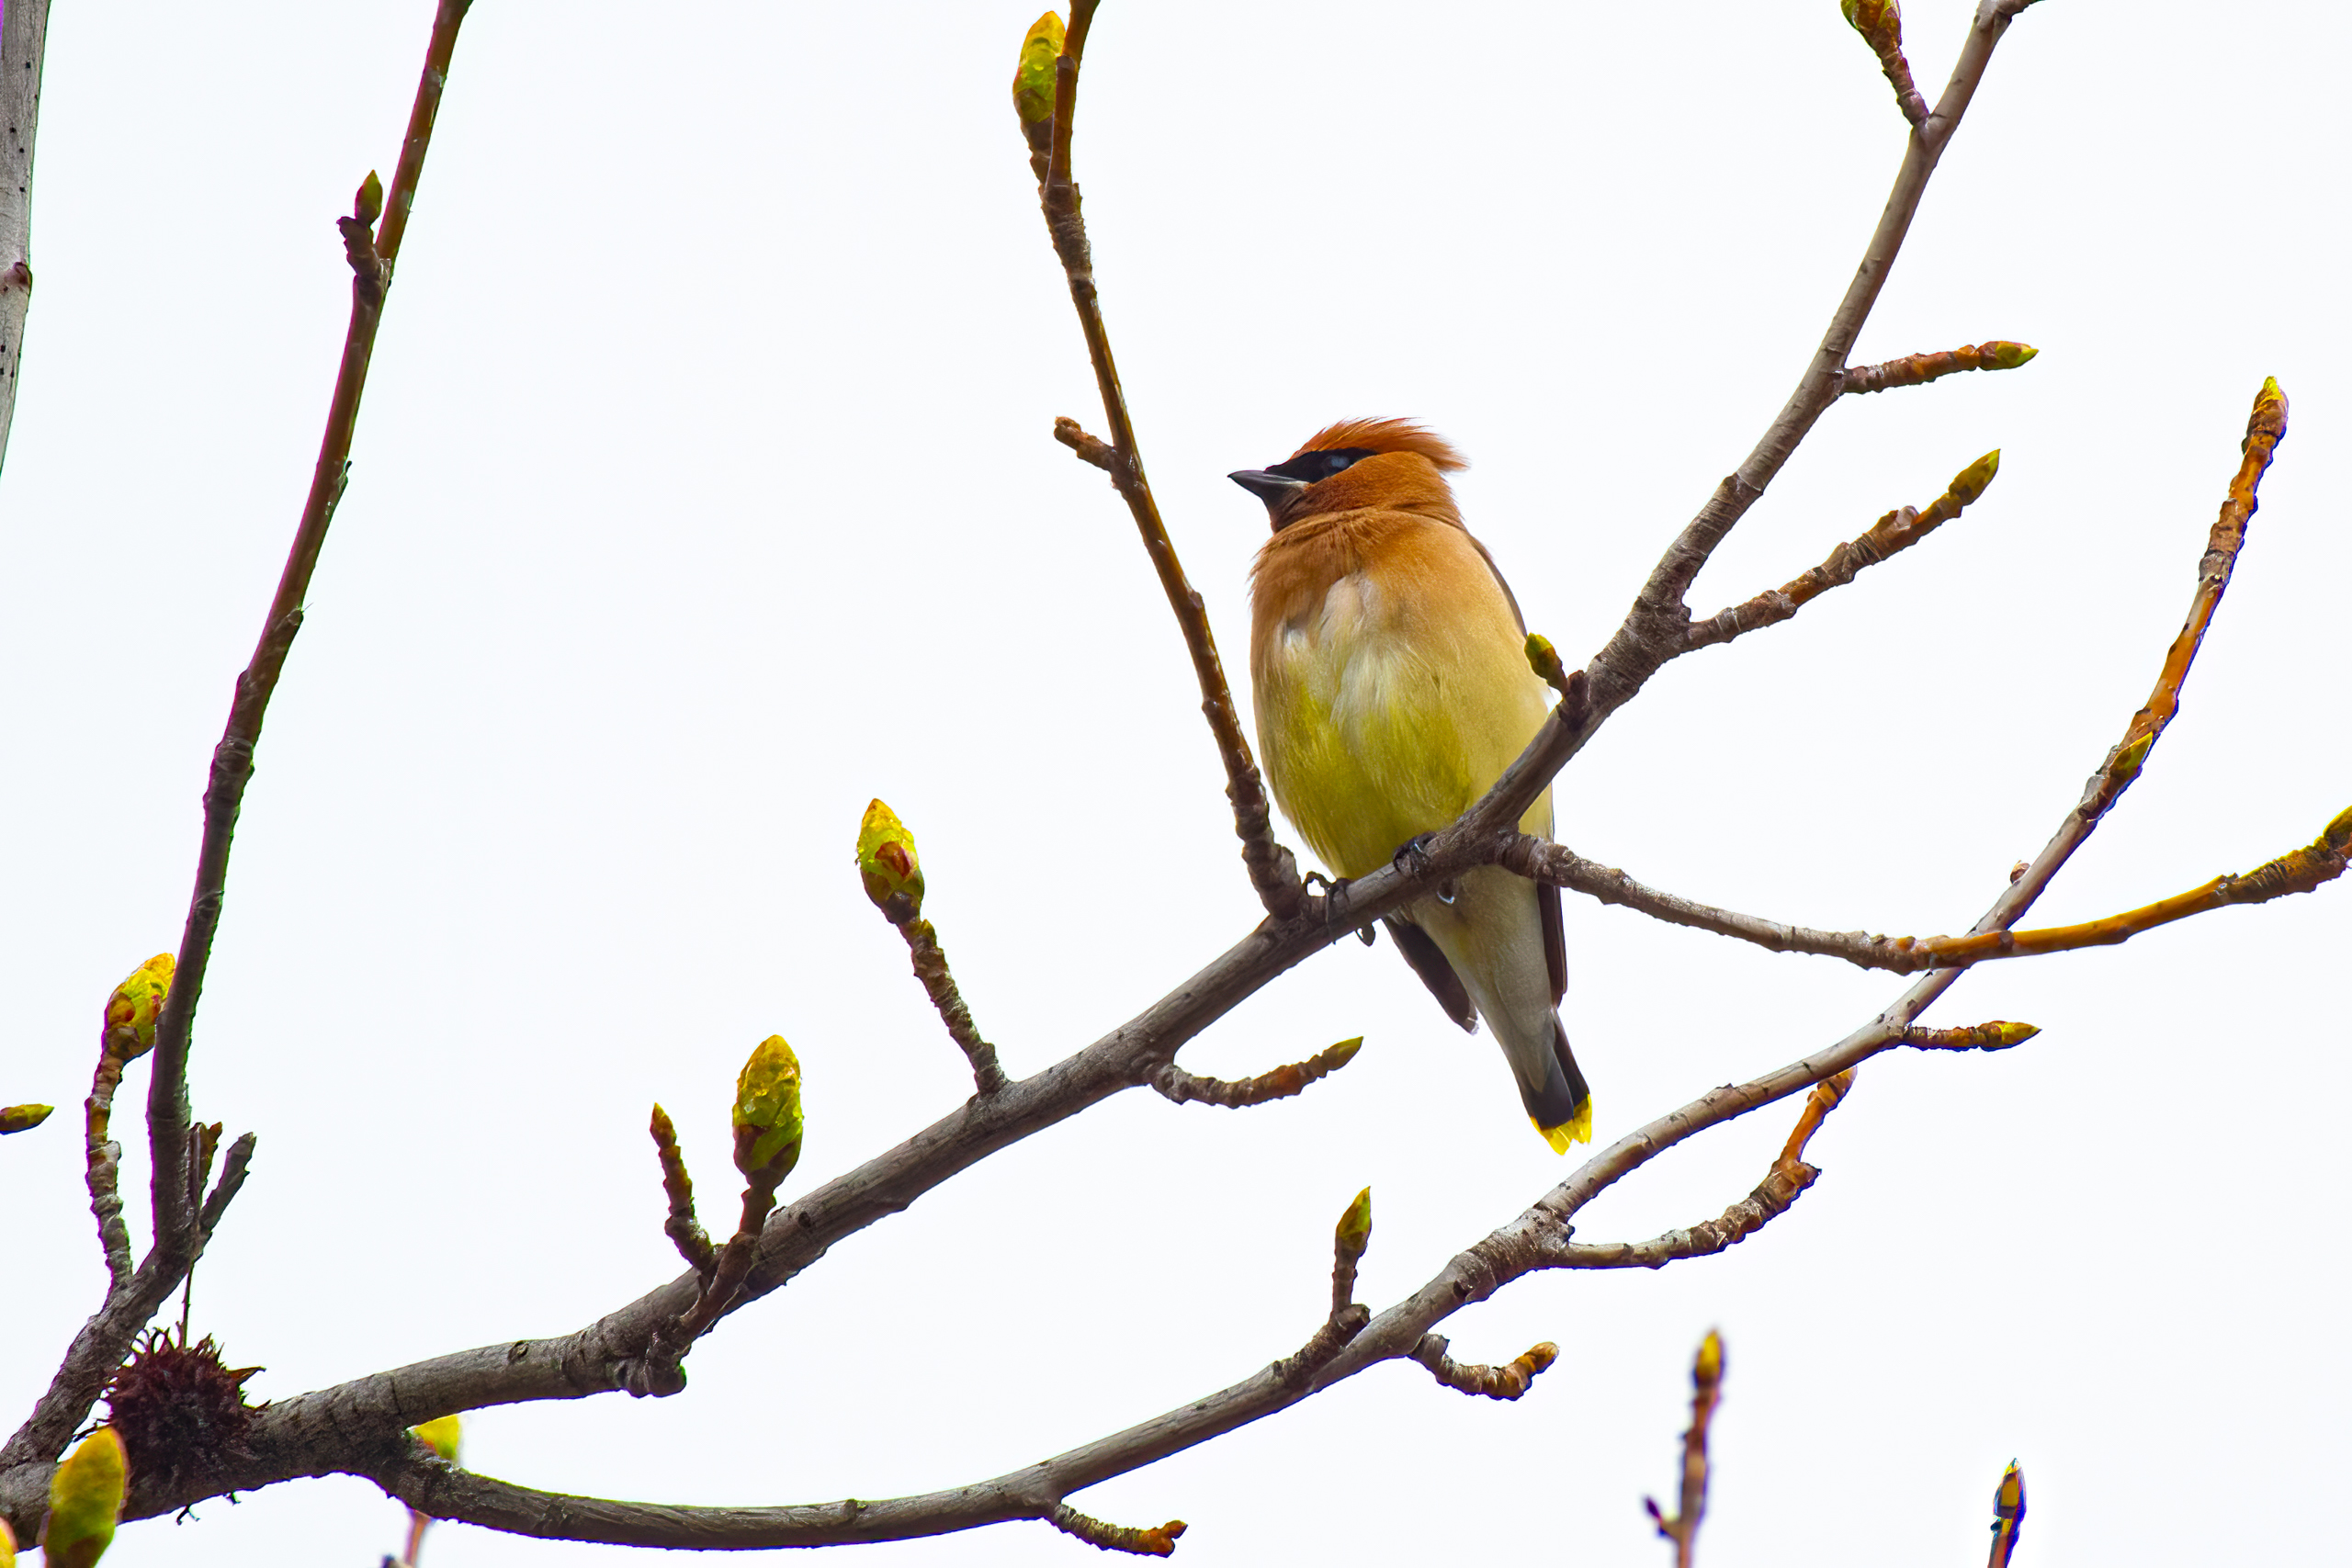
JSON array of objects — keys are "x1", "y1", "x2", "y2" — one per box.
[
  {"x1": 145, "y1": 0, "x2": 475, "y2": 1276},
  {"x1": 1501, "y1": 798, "x2": 2346, "y2": 975},
  {"x1": 1409, "y1": 1337, "x2": 1557, "y2": 1401},
  {"x1": 1031, "y1": 41, "x2": 1305, "y2": 920},
  {"x1": 83, "y1": 1032, "x2": 138, "y2": 1289},
  {"x1": 899, "y1": 918, "x2": 1010, "y2": 1097},
  {"x1": 1843, "y1": 0, "x2": 1929, "y2": 126},
  {"x1": 1550, "y1": 1163, "x2": 1820, "y2": 1272},
  {"x1": 1566, "y1": 1, "x2": 2041, "y2": 795},
  {"x1": 0, "y1": 3, "x2": 474, "y2": 1495},
  {"x1": 1046, "y1": 1504, "x2": 1187, "y2": 1559},
  {"x1": 0, "y1": 0, "x2": 53, "y2": 478},
  {"x1": 1644, "y1": 1332, "x2": 1724, "y2": 1568},
  {"x1": 1684, "y1": 449, "x2": 2000, "y2": 652},
  {"x1": 1840, "y1": 339, "x2": 2036, "y2": 396},
  {"x1": 1149, "y1": 1037, "x2": 1362, "y2": 1110},
  {"x1": 648, "y1": 1107, "x2": 717, "y2": 1278}
]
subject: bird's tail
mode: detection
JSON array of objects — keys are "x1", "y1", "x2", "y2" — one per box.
[{"x1": 1521, "y1": 1018, "x2": 1592, "y2": 1154}]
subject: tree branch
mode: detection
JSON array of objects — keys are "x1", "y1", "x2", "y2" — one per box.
[
  {"x1": 1029, "y1": 25, "x2": 1306, "y2": 920},
  {"x1": 1574, "y1": 0, "x2": 2040, "y2": 772},
  {"x1": 1550, "y1": 1162, "x2": 1820, "y2": 1273},
  {"x1": 0, "y1": 0, "x2": 52, "y2": 478},
  {"x1": 1683, "y1": 449, "x2": 2000, "y2": 652},
  {"x1": 145, "y1": 0, "x2": 475, "y2": 1277},
  {"x1": 1501, "y1": 799, "x2": 2346, "y2": 975}
]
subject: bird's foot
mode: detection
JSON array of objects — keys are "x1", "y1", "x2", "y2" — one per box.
[
  {"x1": 1305, "y1": 872, "x2": 1377, "y2": 944},
  {"x1": 1390, "y1": 832, "x2": 1440, "y2": 879},
  {"x1": 1391, "y1": 833, "x2": 1458, "y2": 904}
]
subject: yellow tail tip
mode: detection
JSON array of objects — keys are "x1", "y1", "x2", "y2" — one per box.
[{"x1": 1534, "y1": 1099, "x2": 1593, "y2": 1155}]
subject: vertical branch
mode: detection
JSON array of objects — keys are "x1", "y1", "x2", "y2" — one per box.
[
  {"x1": 144, "y1": 0, "x2": 475, "y2": 1264},
  {"x1": 0, "y1": 0, "x2": 53, "y2": 476},
  {"x1": 1028, "y1": 7, "x2": 1304, "y2": 920},
  {"x1": 1644, "y1": 1332, "x2": 1724, "y2": 1568}
]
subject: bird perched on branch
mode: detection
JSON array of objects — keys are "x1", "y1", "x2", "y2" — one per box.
[{"x1": 1234, "y1": 419, "x2": 1589, "y2": 1151}]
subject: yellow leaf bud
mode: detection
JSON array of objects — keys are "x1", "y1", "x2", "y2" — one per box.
[
  {"x1": 1695, "y1": 1328, "x2": 1724, "y2": 1385},
  {"x1": 0, "y1": 1103, "x2": 52, "y2": 1134},
  {"x1": 1946, "y1": 449, "x2": 2000, "y2": 507},
  {"x1": 412, "y1": 1414, "x2": 462, "y2": 1465},
  {"x1": 1334, "y1": 1187, "x2": 1373, "y2": 1258},
  {"x1": 102, "y1": 955, "x2": 175, "y2": 1061},
  {"x1": 855, "y1": 799, "x2": 925, "y2": 923},
  {"x1": 41, "y1": 1427, "x2": 126, "y2": 1568},
  {"x1": 732, "y1": 1034, "x2": 805, "y2": 1180},
  {"x1": 1012, "y1": 13, "x2": 1066, "y2": 126},
  {"x1": 1986, "y1": 341, "x2": 2038, "y2": 369},
  {"x1": 356, "y1": 170, "x2": 384, "y2": 225}
]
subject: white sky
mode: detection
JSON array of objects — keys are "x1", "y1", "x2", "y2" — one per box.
[{"x1": 5, "y1": 2, "x2": 2347, "y2": 1564}]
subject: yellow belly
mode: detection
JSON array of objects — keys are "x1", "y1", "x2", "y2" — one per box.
[{"x1": 1256, "y1": 568, "x2": 1551, "y2": 878}]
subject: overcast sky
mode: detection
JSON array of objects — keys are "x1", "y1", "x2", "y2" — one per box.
[{"x1": 5, "y1": 2, "x2": 2347, "y2": 1564}]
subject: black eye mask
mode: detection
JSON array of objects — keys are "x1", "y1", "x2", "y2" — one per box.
[{"x1": 1262, "y1": 446, "x2": 1377, "y2": 482}]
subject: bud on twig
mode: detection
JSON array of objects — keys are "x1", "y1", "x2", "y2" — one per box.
[
  {"x1": 412, "y1": 1414, "x2": 462, "y2": 1464},
  {"x1": 732, "y1": 1034, "x2": 804, "y2": 1182},
  {"x1": 1012, "y1": 13, "x2": 1066, "y2": 125},
  {"x1": 40, "y1": 1427, "x2": 126, "y2": 1568},
  {"x1": 102, "y1": 955, "x2": 175, "y2": 1061},
  {"x1": 856, "y1": 799, "x2": 925, "y2": 923},
  {"x1": 0, "y1": 1103, "x2": 52, "y2": 1134}
]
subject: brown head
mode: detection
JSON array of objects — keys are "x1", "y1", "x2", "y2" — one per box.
[{"x1": 1229, "y1": 417, "x2": 1467, "y2": 532}]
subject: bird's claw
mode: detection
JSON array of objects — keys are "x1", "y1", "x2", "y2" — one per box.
[{"x1": 1391, "y1": 832, "x2": 1440, "y2": 880}]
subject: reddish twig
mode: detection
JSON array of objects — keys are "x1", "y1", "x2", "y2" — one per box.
[
  {"x1": 648, "y1": 1106, "x2": 716, "y2": 1279},
  {"x1": 1410, "y1": 1337, "x2": 1557, "y2": 1401},
  {"x1": 1046, "y1": 1504, "x2": 1187, "y2": 1558},
  {"x1": 1551, "y1": 1162, "x2": 1820, "y2": 1272},
  {"x1": 899, "y1": 919, "x2": 1010, "y2": 1097},
  {"x1": 1149, "y1": 1037, "x2": 1362, "y2": 1110},
  {"x1": 1843, "y1": 0, "x2": 1929, "y2": 127},
  {"x1": 1841, "y1": 339, "x2": 2036, "y2": 395},
  {"x1": 1644, "y1": 1332, "x2": 1724, "y2": 1568}
]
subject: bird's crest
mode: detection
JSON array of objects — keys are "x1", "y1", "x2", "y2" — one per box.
[{"x1": 1289, "y1": 418, "x2": 1467, "y2": 473}]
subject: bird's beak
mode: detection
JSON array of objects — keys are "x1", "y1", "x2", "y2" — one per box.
[{"x1": 1228, "y1": 469, "x2": 1308, "y2": 508}]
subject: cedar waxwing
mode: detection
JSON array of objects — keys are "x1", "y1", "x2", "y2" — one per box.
[{"x1": 1235, "y1": 419, "x2": 1591, "y2": 1152}]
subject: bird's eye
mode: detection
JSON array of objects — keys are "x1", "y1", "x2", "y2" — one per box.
[{"x1": 1264, "y1": 447, "x2": 1378, "y2": 483}]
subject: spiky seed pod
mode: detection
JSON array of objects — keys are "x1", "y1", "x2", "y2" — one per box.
[{"x1": 101, "y1": 1331, "x2": 262, "y2": 1492}]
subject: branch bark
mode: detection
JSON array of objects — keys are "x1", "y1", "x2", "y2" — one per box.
[{"x1": 0, "y1": 0, "x2": 51, "y2": 478}]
